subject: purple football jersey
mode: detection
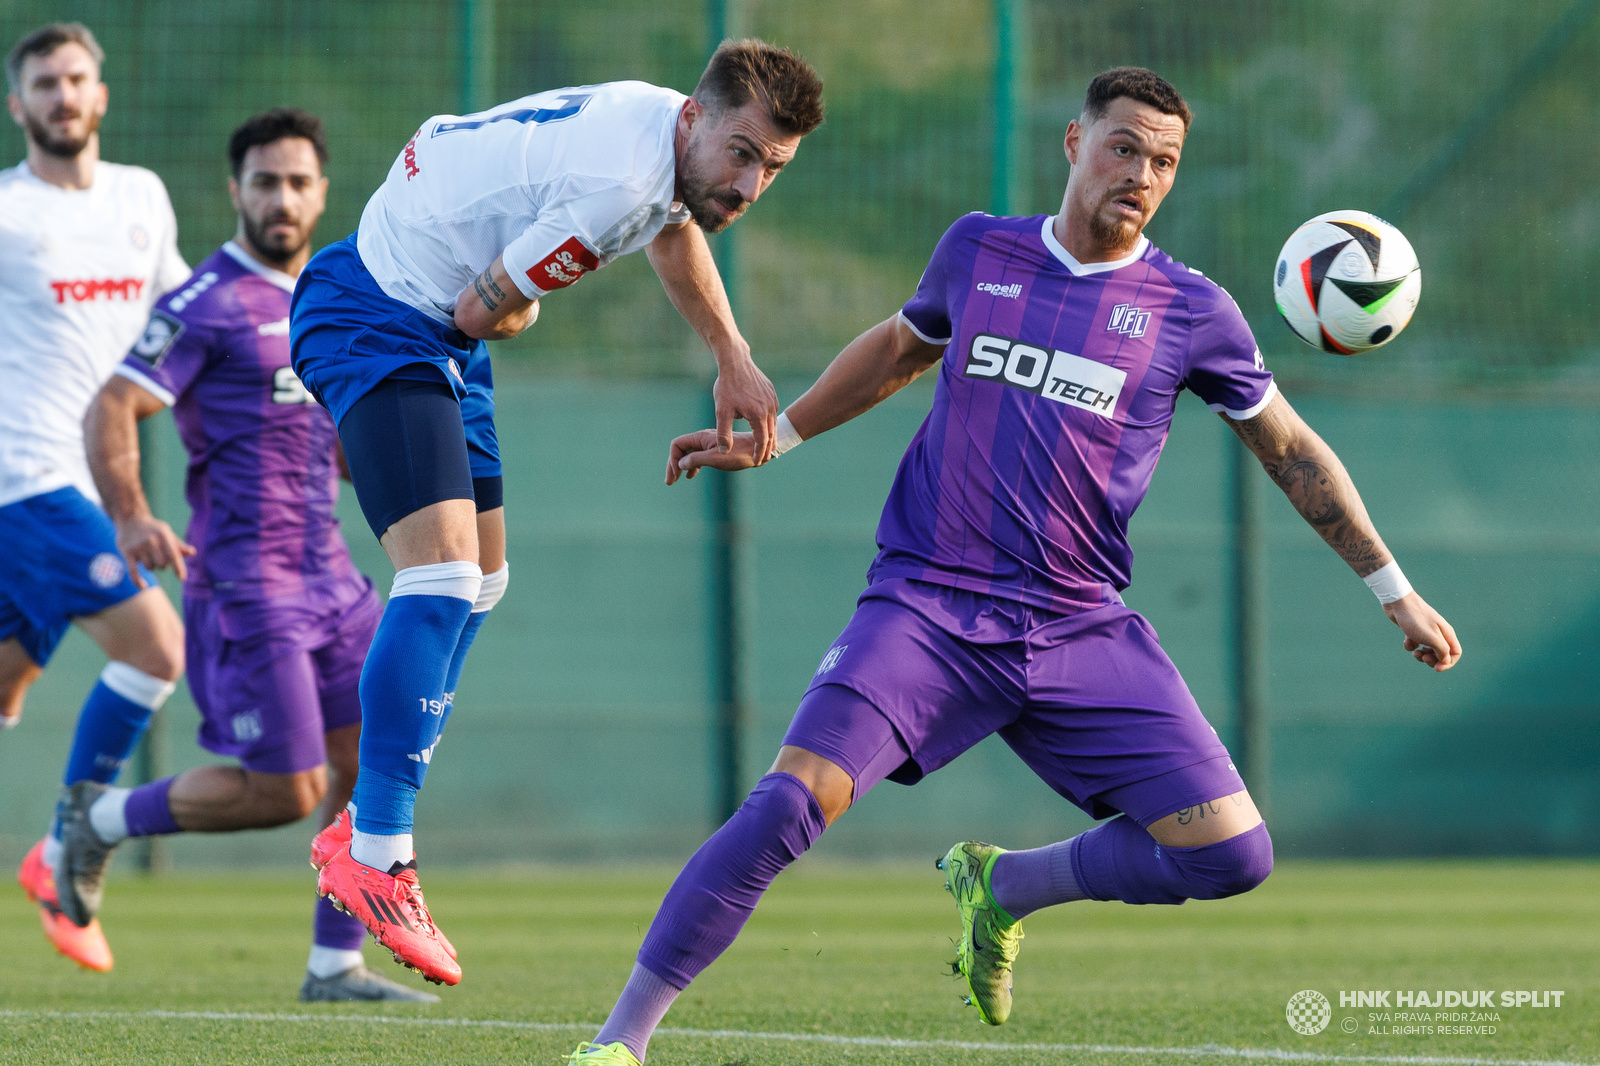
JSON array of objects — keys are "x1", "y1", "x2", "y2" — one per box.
[
  {"x1": 116, "y1": 242, "x2": 359, "y2": 599},
  {"x1": 883, "y1": 213, "x2": 1275, "y2": 612}
]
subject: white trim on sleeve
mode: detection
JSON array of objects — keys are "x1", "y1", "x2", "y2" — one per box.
[
  {"x1": 897, "y1": 310, "x2": 951, "y2": 346},
  {"x1": 1206, "y1": 379, "x2": 1279, "y2": 421},
  {"x1": 112, "y1": 363, "x2": 176, "y2": 407}
]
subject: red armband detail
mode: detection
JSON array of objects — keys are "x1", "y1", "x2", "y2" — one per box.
[{"x1": 526, "y1": 237, "x2": 599, "y2": 291}]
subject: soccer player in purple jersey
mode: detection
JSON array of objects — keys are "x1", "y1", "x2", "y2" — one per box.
[
  {"x1": 567, "y1": 68, "x2": 1462, "y2": 1063},
  {"x1": 57, "y1": 110, "x2": 439, "y2": 1001}
]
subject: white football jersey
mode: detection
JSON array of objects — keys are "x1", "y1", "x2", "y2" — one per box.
[
  {"x1": 357, "y1": 80, "x2": 692, "y2": 324},
  {"x1": 0, "y1": 161, "x2": 188, "y2": 508}
]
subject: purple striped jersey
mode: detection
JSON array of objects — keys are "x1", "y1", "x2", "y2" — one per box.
[
  {"x1": 115, "y1": 242, "x2": 359, "y2": 599},
  {"x1": 879, "y1": 213, "x2": 1276, "y2": 612}
]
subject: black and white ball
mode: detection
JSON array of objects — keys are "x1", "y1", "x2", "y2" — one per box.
[{"x1": 1273, "y1": 210, "x2": 1421, "y2": 355}]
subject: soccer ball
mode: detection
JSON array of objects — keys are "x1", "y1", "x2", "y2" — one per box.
[{"x1": 1273, "y1": 210, "x2": 1421, "y2": 355}]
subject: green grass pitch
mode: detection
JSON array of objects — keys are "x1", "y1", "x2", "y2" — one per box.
[{"x1": 1, "y1": 861, "x2": 1595, "y2": 1065}]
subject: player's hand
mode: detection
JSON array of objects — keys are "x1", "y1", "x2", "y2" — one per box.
[
  {"x1": 712, "y1": 355, "x2": 778, "y2": 463},
  {"x1": 116, "y1": 514, "x2": 196, "y2": 587},
  {"x1": 1382, "y1": 591, "x2": 1461, "y2": 672},
  {"x1": 666, "y1": 428, "x2": 760, "y2": 485}
]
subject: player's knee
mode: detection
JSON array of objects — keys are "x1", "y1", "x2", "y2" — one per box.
[{"x1": 1171, "y1": 822, "x2": 1273, "y2": 900}]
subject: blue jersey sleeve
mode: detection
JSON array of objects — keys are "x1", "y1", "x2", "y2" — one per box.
[
  {"x1": 1182, "y1": 283, "x2": 1276, "y2": 420},
  {"x1": 898, "y1": 219, "x2": 967, "y2": 345},
  {"x1": 116, "y1": 302, "x2": 217, "y2": 406}
]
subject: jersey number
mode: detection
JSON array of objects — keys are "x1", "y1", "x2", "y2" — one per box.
[
  {"x1": 272, "y1": 366, "x2": 313, "y2": 405},
  {"x1": 431, "y1": 93, "x2": 593, "y2": 136}
]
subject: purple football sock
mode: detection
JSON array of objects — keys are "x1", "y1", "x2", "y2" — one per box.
[
  {"x1": 123, "y1": 777, "x2": 181, "y2": 837},
  {"x1": 1070, "y1": 816, "x2": 1274, "y2": 905},
  {"x1": 313, "y1": 893, "x2": 367, "y2": 951},
  {"x1": 594, "y1": 963, "x2": 682, "y2": 1061},
  {"x1": 635, "y1": 772, "x2": 827, "y2": 991},
  {"x1": 988, "y1": 840, "x2": 1087, "y2": 920}
]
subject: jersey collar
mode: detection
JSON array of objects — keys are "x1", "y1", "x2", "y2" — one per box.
[
  {"x1": 1040, "y1": 215, "x2": 1149, "y2": 276},
  {"x1": 222, "y1": 240, "x2": 297, "y2": 292}
]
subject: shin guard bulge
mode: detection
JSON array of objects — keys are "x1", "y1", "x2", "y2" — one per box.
[
  {"x1": 351, "y1": 561, "x2": 480, "y2": 843},
  {"x1": 637, "y1": 772, "x2": 827, "y2": 989}
]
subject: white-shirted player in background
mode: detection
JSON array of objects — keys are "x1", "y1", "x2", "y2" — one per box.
[
  {"x1": 2, "y1": 22, "x2": 189, "y2": 973},
  {"x1": 291, "y1": 40, "x2": 824, "y2": 985}
]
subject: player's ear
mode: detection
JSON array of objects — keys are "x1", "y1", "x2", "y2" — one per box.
[
  {"x1": 227, "y1": 176, "x2": 241, "y2": 212},
  {"x1": 1063, "y1": 119, "x2": 1082, "y2": 166}
]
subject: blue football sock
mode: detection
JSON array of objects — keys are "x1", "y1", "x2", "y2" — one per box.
[
  {"x1": 352, "y1": 562, "x2": 480, "y2": 840},
  {"x1": 438, "y1": 610, "x2": 486, "y2": 737},
  {"x1": 437, "y1": 562, "x2": 506, "y2": 737},
  {"x1": 54, "y1": 663, "x2": 177, "y2": 838}
]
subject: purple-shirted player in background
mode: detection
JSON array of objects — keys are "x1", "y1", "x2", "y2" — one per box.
[
  {"x1": 58, "y1": 110, "x2": 437, "y2": 1002},
  {"x1": 568, "y1": 68, "x2": 1462, "y2": 1064}
]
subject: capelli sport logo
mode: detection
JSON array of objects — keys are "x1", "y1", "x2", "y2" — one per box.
[{"x1": 963, "y1": 333, "x2": 1126, "y2": 420}]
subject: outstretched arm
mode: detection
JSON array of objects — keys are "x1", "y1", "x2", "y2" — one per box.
[
  {"x1": 666, "y1": 313, "x2": 944, "y2": 484},
  {"x1": 1223, "y1": 390, "x2": 1461, "y2": 671},
  {"x1": 648, "y1": 221, "x2": 779, "y2": 463},
  {"x1": 83, "y1": 375, "x2": 195, "y2": 587}
]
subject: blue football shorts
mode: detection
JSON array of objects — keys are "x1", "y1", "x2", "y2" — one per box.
[
  {"x1": 0, "y1": 487, "x2": 152, "y2": 666},
  {"x1": 290, "y1": 233, "x2": 502, "y2": 537}
]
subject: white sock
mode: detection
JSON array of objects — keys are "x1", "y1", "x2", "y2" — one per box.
[
  {"x1": 88, "y1": 787, "x2": 132, "y2": 845},
  {"x1": 42, "y1": 835, "x2": 63, "y2": 873},
  {"x1": 350, "y1": 829, "x2": 413, "y2": 873},
  {"x1": 307, "y1": 944, "x2": 365, "y2": 979}
]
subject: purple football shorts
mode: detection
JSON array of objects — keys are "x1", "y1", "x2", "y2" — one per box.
[
  {"x1": 784, "y1": 577, "x2": 1244, "y2": 825},
  {"x1": 185, "y1": 575, "x2": 379, "y2": 774}
]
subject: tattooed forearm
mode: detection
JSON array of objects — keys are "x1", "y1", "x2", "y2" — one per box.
[
  {"x1": 1224, "y1": 394, "x2": 1393, "y2": 578},
  {"x1": 473, "y1": 269, "x2": 506, "y2": 313}
]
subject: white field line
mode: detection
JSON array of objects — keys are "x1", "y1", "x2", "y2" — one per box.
[{"x1": 0, "y1": 1009, "x2": 1592, "y2": 1066}]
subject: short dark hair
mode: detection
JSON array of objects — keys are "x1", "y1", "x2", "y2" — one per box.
[
  {"x1": 6, "y1": 22, "x2": 104, "y2": 93},
  {"x1": 693, "y1": 38, "x2": 824, "y2": 137},
  {"x1": 1082, "y1": 67, "x2": 1192, "y2": 132},
  {"x1": 227, "y1": 108, "x2": 328, "y2": 177}
]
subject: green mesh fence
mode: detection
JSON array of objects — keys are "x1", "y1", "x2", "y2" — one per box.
[{"x1": 5, "y1": 0, "x2": 1596, "y2": 384}]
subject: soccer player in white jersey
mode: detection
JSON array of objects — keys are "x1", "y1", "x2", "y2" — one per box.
[
  {"x1": 290, "y1": 40, "x2": 825, "y2": 984},
  {"x1": 2, "y1": 23, "x2": 190, "y2": 973}
]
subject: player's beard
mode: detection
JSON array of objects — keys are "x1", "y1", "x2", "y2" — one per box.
[
  {"x1": 24, "y1": 104, "x2": 100, "y2": 159},
  {"x1": 1088, "y1": 199, "x2": 1143, "y2": 255},
  {"x1": 242, "y1": 210, "x2": 307, "y2": 268},
  {"x1": 677, "y1": 154, "x2": 746, "y2": 234}
]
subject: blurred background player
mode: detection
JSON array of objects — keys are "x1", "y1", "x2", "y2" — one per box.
[
  {"x1": 568, "y1": 68, "x2": 1463, "y2": 1064},
  {"x1": 53, "y1": 109, "x2": 438, "y2": 1003},
  {"x1": 2, "y1": 22, "x2": 189, "y2": 974},
  {"x1": 289, "y1": 39, "x2": 824, "y2": 984}
]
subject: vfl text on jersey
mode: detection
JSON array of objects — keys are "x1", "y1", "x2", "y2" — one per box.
[
  {"x1": 964, "y1": 333, "x2": 1126, "y2": 419},
  {"x1": 1107, "y1": 302, "x2": 1151, "y2": 339}
]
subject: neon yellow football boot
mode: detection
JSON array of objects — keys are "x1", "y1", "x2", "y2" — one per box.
[
  {"x1": 567, "y1": 1041, "x2": 642, "y2": 1065},
  {"x1": 938, "y1": 841, "x2": 1024, "y2": 1025}
]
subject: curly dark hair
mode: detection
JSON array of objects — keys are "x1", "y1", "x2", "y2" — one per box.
[{"x1": 227, "y1": 108, "x2": 328, "y2": 176}]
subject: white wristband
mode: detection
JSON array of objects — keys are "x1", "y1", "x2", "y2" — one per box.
[
  {"x1": 1363, "y1": 560, "x2": 1413, "y2": 605},
  {"x1": 772, "y1": 411, "x2": 804, "y2": 457}
]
